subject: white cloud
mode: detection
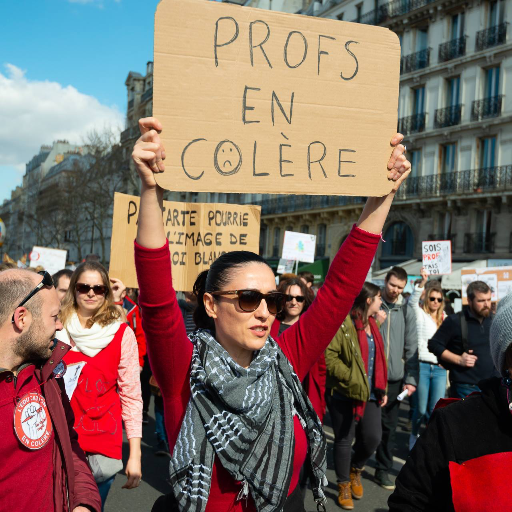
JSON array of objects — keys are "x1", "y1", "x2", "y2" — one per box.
[{"x1": 0, "y1": 64, "x2": 124, "y2": 171}]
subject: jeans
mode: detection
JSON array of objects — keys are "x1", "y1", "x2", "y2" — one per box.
[
  {"x1": 326, "y1": 391, "x2": 382, "y2": 482},
  {"x1": 97, "y1": 475, "x2": 116, "y2": 512},
  {"x1": 375, "y1": 379, "x2": 402, "y2": 474},
  {"x1": 154, "y1": 395, "x2": 167, "y2": 443},
  {"x1": 412, "y1": 362, "x2": 447, "y2": 436},
  {"x1": 449, "y1": 382, "x2": 481, "y2": 399}
]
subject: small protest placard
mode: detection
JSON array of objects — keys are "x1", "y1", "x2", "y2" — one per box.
[
  {"x1": 277, "y1": 258, "x2": 295, "y2": 274},
  {"x1": 461, "y1": 266, "x2": 512, "y2": 304},
  {"x1": 109, "y1": 193, "x2": 261, "y2": 291},
  {"x1": 282, "y1": 231, "x2": 316, "y2": 264},
  {"x1": 153, "y1": 0, "x2": 400, "y2": 197},
  {"x1": 421, "y1": 241, "x2": 452, "y2": 275},
  {"x1": 29, "y1": 246, "x2": 67, "y2": 275}
]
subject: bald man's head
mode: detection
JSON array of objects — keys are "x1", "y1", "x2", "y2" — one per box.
[{"x1": 0, "y1": 269, "x2": 42, "y2": 327}]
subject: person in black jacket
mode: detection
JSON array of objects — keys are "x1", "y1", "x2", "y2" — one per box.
[
  {"x1": 428, "y1": 280, "x2": 496, "y2": 398},
  {"x1": 388, "y1": 291, "x2": 512, "y2": 512}
]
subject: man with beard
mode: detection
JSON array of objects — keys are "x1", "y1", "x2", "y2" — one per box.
[
  {"x1": 429, "y1": 281, "x2": 496, "y2": 398},
  {"x1": 0, "y1": 269, "x2": 101, "y2": 512}
]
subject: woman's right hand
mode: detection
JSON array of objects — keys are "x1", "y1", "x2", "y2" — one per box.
[
  {"x1": 419, "y1": 267, "x2": 428, "y2": 287},
  {"x1": 132, "y1": 117, "x2": 166, "y2": 189}
]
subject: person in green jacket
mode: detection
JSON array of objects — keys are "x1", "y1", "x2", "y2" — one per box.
[{"x1": 325, "y1": 282, "x2": 388, "y2": 510}]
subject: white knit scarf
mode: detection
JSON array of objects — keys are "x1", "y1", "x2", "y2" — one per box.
[{"x1": 55, "y1": 312, "x2": 122, "y2": 357}]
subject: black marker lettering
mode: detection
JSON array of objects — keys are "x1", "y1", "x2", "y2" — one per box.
[
  {"x1": 252, "y1": 141, "x2": 269, "y2": 176},
  {"x1": 338, "y1": 149, "x2": 356, "y2": 177},
  {"x1": 318, "y1": 35, "x2": 336, "y2": 75},
  {"x1": 214, "y1": 17, "x2": 239, "y2": 67},
  {"x1": 249, "y1": 20, "x2": 273, "y2": 69},
  {"x1": 279, "y1": 144, "x2": 293, "y2": 177},
  {"x1": 271, "y1": 91, "x2": 294, "y2": 126},
  {"x1": 284, "y1": 31, "x2": 308, "y2": 68},
  {"x1": 242, "y1": 86, "x2": 261, "y2": 124},
  {"x1": 127, "y1": 201, "x2": 137, "y2": 225},
  {"x1": 307, "y1": 141, "x2": 328, "y2": 179},
  {"x1": 181, "y1": 139, "x2": 206, "y2": 180},
  {"x1": 341, "y1": 41, "x2": 359, "y2": 81}
]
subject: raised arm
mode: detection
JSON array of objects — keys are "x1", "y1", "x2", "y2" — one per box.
[
  {"x1": 278, "y1": 135, "x2": 411, "y2": 379},
  {"x1": 132, "y1": 118, "x2": 192, "y2": 401}
]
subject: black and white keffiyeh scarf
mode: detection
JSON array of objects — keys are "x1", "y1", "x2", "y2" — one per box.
[{"x1": 168, "y1": 329, "x2": 327, "y2": 512}]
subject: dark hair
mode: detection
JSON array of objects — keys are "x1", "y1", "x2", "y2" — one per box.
[
  {"x1": 276, "y1": 277, "x2": 312, "y2": 321},
  {"x1": 467, "y1": 280, "x2": 491, "y2": 302},
  {"x1": 351, "y1": 282, "x2": 381, "y2": 326},
  {"x1": 193, "y1": 251, "x2": 271, "y2": 331},
  {"x1": 385, "y1": 266, "x2": 408, "y2": 283},
  {"x1": 298, "y1": 271, "x2": 314, "y2": 285},
  {"x1": 84, "y1": 254, "x2": 101, "y2": 263},
  {"x1": 52, "y1": 268, "x2": 73, "y2": 288}
]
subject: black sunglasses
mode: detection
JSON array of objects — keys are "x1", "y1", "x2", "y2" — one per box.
[
  {"x1": 286, "y1": 294, "x2": 306, "y2": 303},
  {"x1": 11, "y1": 270, "x2": 54, "y2": 323},
  {"x1": 209, "y1": 289, "x2": 286, "y2": 315},
  {"x1": 429, "y1": 297, "x2": 443, "y2": 303},
  {"x1": 75, "y1": 283, "x2": 108, "y2": 296}
]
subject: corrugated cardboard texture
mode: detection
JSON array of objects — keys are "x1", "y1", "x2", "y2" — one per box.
[
  {"x1": 109, "y1": 192, "x2": 261, "y2": 290},
  {"x1": 153, "y1": 0, "x2": 400, "y2": 196}
]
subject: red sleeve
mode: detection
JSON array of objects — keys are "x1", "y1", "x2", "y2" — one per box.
[
  {"x1": 277, "y1": 224, "x2": 380, "y2": 381},
  {"x1": 134, "y1": 240, "x2": 192, "y2": 449},
  {"x1": 132, "y1": 307, "x2": 147, "y2": 367}
]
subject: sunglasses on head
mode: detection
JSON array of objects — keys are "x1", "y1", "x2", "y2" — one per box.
[
  {"x1": 209, "y1": 289, "x2": 286, "y2": 315},
  {"x1": 11, "y1": 270, "x2": 53, "y2": 323},
  {"x1": 286, "y1": 295, "x2": 306, "y2": 303},
  {"x1": 75, "y1": 283, "x2": 108, "y2": 296},
  {"x1": 429, "y1": 297, "x2": 443, "y2": 303}
]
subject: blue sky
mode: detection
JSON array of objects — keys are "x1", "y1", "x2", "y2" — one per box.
[{"x1": 0, "y1": 0, "x2": 160, "y2": 203}]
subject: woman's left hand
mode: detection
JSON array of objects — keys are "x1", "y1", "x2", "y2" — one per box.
[
  {"x1": 111, "y1": 278, "x2": 127, "y2": 303},
  {"x1": 123, "y1": 456, "x2": 142, "y2": 489},
  {"x1": 386, "y1": 133, "x2": 411, "y2": 192}
]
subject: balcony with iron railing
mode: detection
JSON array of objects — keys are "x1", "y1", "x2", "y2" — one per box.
[
  {"x1": 394, "y1": 165, "x2": 512, "y2": 201},
  {"x1": 471, "y1": 95, "x2": 503, "y2": 122},
  {"x1": 475, "y1": 22, "x2": 508, "y2": 52},
  {"x1": 352, "y1": 0, "x2": 437, "y2": 26},
  {"x1": 401, "y1": 48, "x2": 431, "y2": 74},
  {"x1": 427, "y1": 233, "x2": 457, "y2": 244},
  {"x1": 398, "y1": 113, "x2": 426, "y2": 135},
  {"x1": 464, "y1": 232, "x2": 496, "y2": 254},
  {"x1": 434, "y1": 104, "x2": 462, "y2": 129},
  {"x1": 438, "y1": 36, "x2": 467, "y2": 63}
]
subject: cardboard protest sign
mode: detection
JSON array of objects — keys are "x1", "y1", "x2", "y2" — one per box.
[
  {"x1": 277, "y1": 258, "x2": 295, "y2": 274},
  {"x1": 461, "y1": 266, "x2": 512, "y2": 304},
  {"x1": 29, "y1": 246, "x2": 67, "y2": 275},
  {"x1": 282, "y1": 231, "x2": 316, "y2": 263},
  {"x1": 422, "y1": 241, "x2": 452, "y2": 275},
  {"x1": 153, "y1": 0, "x2": 401, "y2": 197},
  {"x1": 109, "y1": 193, "x2": 261, "y2": 290}
]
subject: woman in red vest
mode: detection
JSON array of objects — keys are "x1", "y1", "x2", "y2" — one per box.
[
  {"x1": 56, "y1": 261, "x2": 143, "y2": 511},
  {"x1": 131, "y1": 117, "x2": 410, "y2": 512}
]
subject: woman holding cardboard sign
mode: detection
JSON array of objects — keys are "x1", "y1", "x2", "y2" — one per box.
[{"x1": 132, "y1": 117, "x2": 410, "y2": 512}]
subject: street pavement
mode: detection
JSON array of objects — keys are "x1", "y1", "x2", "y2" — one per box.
[{"x1": 106, "y1": 399, "x2": 412, "y2": 512}]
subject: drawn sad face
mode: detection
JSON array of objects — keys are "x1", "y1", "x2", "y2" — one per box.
[{"x1": 214, "y1": 140, "x2": 242, "y2": 176}]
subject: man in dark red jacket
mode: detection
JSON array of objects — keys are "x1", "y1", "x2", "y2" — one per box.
[{"x1": 0, "y1": 268, "x2": 101, "y2": 512}]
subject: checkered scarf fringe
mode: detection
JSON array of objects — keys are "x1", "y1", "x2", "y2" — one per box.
[{"x1": 168, "y1": 329, "x2": 327, "y2": 512}]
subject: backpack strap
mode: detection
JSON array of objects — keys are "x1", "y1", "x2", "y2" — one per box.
[{"x1": 458, "y1": 311, "x2": 469, "y2": 354}]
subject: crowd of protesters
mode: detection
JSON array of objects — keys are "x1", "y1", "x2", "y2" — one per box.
[{"x1": 0, "y1": 115, "x2": 508, "y2": 512}]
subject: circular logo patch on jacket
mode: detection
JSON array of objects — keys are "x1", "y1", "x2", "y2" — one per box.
[{"x1": 13, "y1": 392, "x2": 53, "y2": 450}]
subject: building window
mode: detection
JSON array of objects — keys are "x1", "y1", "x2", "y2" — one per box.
[
  {"x1": 485, "y1": 66, "x2": 500, "y2": 98},
  {"x1": 272, "y1": 227, "x2": 281, "y2": 258},
  {"x1": 355, "y1": 3, "x2": 362, "y2": 23},
  {"x1": 260, "y1": 224, "x2": 267, "y2": 256},
  {"x1": 410, "y1": 149, "x2": 422, "y2": 178},
  {"x1": 381, "y1": 222, "x2": 414, "y2": 258},
  {"x1": 451, "y1": 12, "x2": 465, "y2": 39},
  {"x1": 488, "y1": 0, "x2": 505, "y2": 27},
  {"x1": 300, "y1": 225, "x2": 309, "y2": 234},
  {"x1": 317, "y1": 224, "x2": 326, "y2": 257},
  {"x1": 446, "y1": 76, "x2": 461, "y2": 107},
  {"x1": 441, "y1": 144, "x2": 457, "y2": 173},
  {"x1": 285, "y1": 225, "x2": 293, "y2": 232},
  {"x1": 413, "y1": 87, "x2": 425, "y2": 114},
  {"x1": 415, "y1": 27, "x2": 428, "y2": 51},
  {"x1": 336, "y1": 12, "x2": 344, "y2": 20},
  {"x1": 480, "y1": 137, "x2": 497, "y2": 169}
]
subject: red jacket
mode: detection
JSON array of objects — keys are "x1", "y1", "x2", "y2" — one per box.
[
  {"x1": 0, "y1": 341, "x2": 101, "y2": 512},
  {"x1": 135, "y1": 224, "x2": 380, "y2": 511},
  {"x1": 123, "y1": 296, "x2": 147, "y2": 367}
]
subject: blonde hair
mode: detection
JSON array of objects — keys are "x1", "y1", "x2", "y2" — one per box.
[
  {"x1": 422, "y1": 283, "x2": 445, "y2": 327},
  {"x1": 60, "y1": 261, "x2": 123, "y2": 329}
]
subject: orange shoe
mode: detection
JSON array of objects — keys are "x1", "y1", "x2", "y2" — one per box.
[
  {"x1": 337, "y1": 481, "x2": 354, "y2": 510},
  {"x1": 350, "y1": 467, "x2": 364, "y2": 499}
]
